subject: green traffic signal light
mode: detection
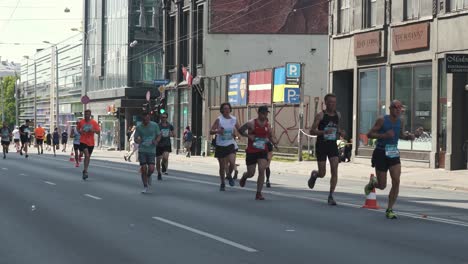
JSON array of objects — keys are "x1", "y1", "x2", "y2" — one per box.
[{"x1": 160, "y1": 108, "x2": 166, "y2": 114}]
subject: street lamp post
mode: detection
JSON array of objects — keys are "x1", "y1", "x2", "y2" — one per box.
[
  {"x1": 24, "y1": 56, "x2": 37, "y2": 128},
  {"x1": 15, "y1": 78, "x2": 20, "y2": 126},
  {"x1": 43, "y1": 41, "x2": 60, "y2": 130}
]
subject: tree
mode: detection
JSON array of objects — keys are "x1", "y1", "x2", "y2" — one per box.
[{"x1": 1, "y1": 76, "x2": 18, "y2": 128}]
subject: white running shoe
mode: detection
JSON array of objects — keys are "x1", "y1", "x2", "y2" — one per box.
[{"x1": 141, "y1": 187, "x2": 148, "y2": 194}]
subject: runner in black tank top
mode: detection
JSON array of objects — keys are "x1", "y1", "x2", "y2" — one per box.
[{"x1": 308, "y1": 94, "x2": 342, "y2": 206}]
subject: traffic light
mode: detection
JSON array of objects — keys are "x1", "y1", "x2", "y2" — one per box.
[{"x1": 158, "y1": 98, "x2": 166, "y2": 114}]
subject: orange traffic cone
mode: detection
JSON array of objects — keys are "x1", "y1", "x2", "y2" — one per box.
[
  {"x1": 69, "y1": 152, "x2": 75, "y2": 162},
  {"x1": 362, "y1": 174, "x2": 380, "y2": 209}
]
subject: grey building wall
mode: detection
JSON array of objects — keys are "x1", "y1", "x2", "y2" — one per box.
[
  {"x1": 204, "y1": 34, "x2": 329, "y2": 100},
  {"x1": 329, "y1": 0, "x2": 468, "y2": 170}
]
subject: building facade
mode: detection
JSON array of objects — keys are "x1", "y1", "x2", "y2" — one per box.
[
  {"x1": 83, "y1": 0, "x2": 164, "y2": 149},
  {"x1": 329, "y1": 0, "x2": 468, "y2": 170},
  {"x1": 163, "y1": 0, "x2": 329, "y2": 155},
  {"x1": 20, "y1": 34, "x2": 83, "y2": 133}
]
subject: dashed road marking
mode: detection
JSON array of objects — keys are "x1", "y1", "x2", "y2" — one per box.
[
  {"x1": 44, "y1": 181, "x2": 56, "y2": 186},
  {"x1": 84, "y1": 194, "x2": 102, "y2": 200}
]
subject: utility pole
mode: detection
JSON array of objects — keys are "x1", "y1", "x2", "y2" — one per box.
[{"x1": 1, "y1": 77, "x2": 4, "y2": 122}]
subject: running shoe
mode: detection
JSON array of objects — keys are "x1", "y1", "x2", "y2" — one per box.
[
  {"x1": 386, "y1": 209, "x2": 398, "y2": 219},
  {"x1": 328, "y1": 196, "x2": 337, "y2": 206},
  {"x1": 75, "y1": 163, "x2": 79, "y2": 168},
  {"x1": 141, "y1": 187, "x2": 148, "y2": 194},
  {"x1": 227, "y1": 175, "x2": 235, "y2": 187},
  {"x1": 308, "y1": 170, "x2": 318, "y2": 189},
  {"x1": 220, "y1": 183, "x2": 225, "y2": 191},
  {"x1": 239, "y1": 173, "x2": 247, "y2": 187},
  {"x1": 255, "y1": 193, "x2": 265, "y2": 200},
  {"x1": 157, "y1": 173, "x2": 162, "y2": 181},
  {"x1": 124, "y1": 156, "x2": 127, "y2": 161},
  {"x1": 20, "y1": 150, "x2": 23, "y2": 155},
  {"x1": 364, "y1": 176, "x2": 378, "y2": 196},
  {"x1": 82, "y1": 170, "x2": 88, "y2": 180},
  {"x1": 266, "y1": 180, "x2": 271, "y2": 188},
  {"x1": 25, "y1": 154, "x2": 29, "y2": 158}
]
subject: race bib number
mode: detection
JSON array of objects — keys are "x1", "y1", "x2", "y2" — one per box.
[
  {"x1": 385, "y1": 144, "x2": 400, "y2": 158},
  {"x1": 324, "y1": 127, "x2": 337, "y2": 141},
  {"x1": 220, "y1": 129, "x2": 233, "y2": 141},
  {"x1": 161, "y1": 128, "x2": 170, "y2": 137},
  {"x1": 142, "y1": 136, "x2": 154, "y2": 146},
  {"x1": 253, "y1": 137, "x2": 266, "y2": 150},
  {"x1": 83, "y1": 124, "x2": 92, "y2": 132}
]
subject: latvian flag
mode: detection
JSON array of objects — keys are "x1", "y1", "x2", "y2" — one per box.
[{"x1": 248, "y1": 69, "x2": 272, "y2": 104}]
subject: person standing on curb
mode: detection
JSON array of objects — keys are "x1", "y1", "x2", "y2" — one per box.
[
  {"x1": 124, "y1": 126, "x2": 138, "y2": 162},
  {"x1": 134, "y1": 111, "x2": 160, "y2": 193},
  {"x1": 77, "y1": 109, "x2": 101, "y2": 180},
  {"x1": 238, "y1": 106, "x2": 277, "y2": 200},
  {"x1": 364, "y1": 100, "x2": 415, "y2": 219},
  {"x1": 307, "y1": 93, "x2": 343, "y2": 206}
]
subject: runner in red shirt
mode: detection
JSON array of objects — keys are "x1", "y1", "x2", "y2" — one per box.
[
  {"x1": 238, "y1": 106, "x2": 278, "y2": 200},
  {"x1": 77, "y1": 109, "x2": 101, "y2": 180}
]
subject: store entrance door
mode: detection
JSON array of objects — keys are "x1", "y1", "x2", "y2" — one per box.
[{"x1": 451, "y1": 72, "x2": 468, "y2": 170}]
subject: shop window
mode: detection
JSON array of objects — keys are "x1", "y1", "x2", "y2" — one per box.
[
  {"x1": 450, "y1": 0, "x2": 468, "y2": 11},
  {"x1": 393, "y1": 64, "x2": 432, "y2": 151},
  {"x1": 358, "y1": 67, "x2": 386, "y2": 147},
  {"x1": 339, "y1": 0, "x2": 351, "y2": 33}
]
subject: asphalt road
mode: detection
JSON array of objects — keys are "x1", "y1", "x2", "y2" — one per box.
[{"x1": 1, "y1": 152, "x2": 468, "y2": 264}]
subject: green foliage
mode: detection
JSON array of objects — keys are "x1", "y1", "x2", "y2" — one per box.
[{"x1": 1, "y1": 76, "x2": 18, "y2": 128}]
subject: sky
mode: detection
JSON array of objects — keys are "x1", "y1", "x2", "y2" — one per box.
[{"x1": 0, "y1": 0, "x2": 83, "y2": 63}]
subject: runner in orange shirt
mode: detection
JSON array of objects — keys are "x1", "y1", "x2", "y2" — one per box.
[
  {"x1": 34, "y1": 124, "x2": 46, "y2": 155},
  {"x1": 77, "y1": 109, "x2": 101, "y2": 180}
]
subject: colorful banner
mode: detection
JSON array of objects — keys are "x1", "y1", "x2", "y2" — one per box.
[
  {"x1": 248, "y1": 70, "x2": 272, "y2": 104},
  {"x1": 228, "y1": 73, "x2": 248, "y2": 106},
  {"x1": 273, "y1": 67, "x2": 299, "y2": 103}
]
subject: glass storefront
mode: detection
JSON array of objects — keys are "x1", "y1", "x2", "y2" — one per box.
[
  {"x1": 358, "y1": 67, "x2": 386, "y2": 147},
  {"x1": 393, "y1": 63, "x2": 432, "y2": 151},
  {"x1": 98, "y1": 116, "x2": 119, "y2": 148}
]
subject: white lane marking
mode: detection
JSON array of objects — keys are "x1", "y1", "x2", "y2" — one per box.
[
  {"x1": 285, "y1": 229, "x2": 296, "y2": 232},
  {"x1": 84, "y1": 194, "x2": 102, "y2": 200},
  {"x1": 20, "y1": 173, "x2": 26, "y2": 176},
  {"x1": 91, "y1": 163, "x2": 468, "y2": 228},
  {"x1": 44, "y1": 181, "x2": 56, "y2": 186},
  {"x1": 152, "y1": 217, "x2": 258, "y2": 253},
  {"x1": 2, "y1": 168, "x2": 7, "y2": 170}
]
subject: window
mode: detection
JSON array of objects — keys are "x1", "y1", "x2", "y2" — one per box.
[
  {"x1": 405, "y1": 0, "x2": 419, "y2": 20},
  {"x1": 339, "y1": 0, "x2": 351, "y2": 33},
  {"x1": 358, "y1": 67, "x2": 386, "y2": 147},
  {"x1": 450, "y1": 0, "x2": 468, "y2": 11},
  {"x1": 405, "y1": 0, "x2": 432, "y2": 20},
  {"x1": 393, "y1": 64, "x2": 432, "y2": 151},
  {"x1": 364, "y1": 0, "x2": 377, "y2": 28}
]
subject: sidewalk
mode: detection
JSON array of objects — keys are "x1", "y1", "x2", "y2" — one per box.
[{"x1": 89, "y1": 149, "x2": 468, "y2": 192}]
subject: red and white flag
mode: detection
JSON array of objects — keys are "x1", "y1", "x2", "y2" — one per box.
[
  {"x1": 248, "y1": 70, "x2": 272, "y2": 104},
  {"x1": 182, "y1": 65, "x2": 193, "y2": 86}
]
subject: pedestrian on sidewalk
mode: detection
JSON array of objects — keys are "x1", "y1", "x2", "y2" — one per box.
[
  {"x1": 238, "y1": 105, "x2": 277, "y2": 200},
  {"x1": 156, "y1": 112, "x2": 174, "y2": 180},
  {"x1": 77, "y1": 109, "x2": 101, "y2": 180},
  {"x1": 364, "y1": 100, "x2": 416, "y2": 219},
  {"x1": 1, "y1": 122, "x2": 12, "y2": 159},
  {"x1": 34, "y1": 124, "x2": 46, "y2": 155},
  {"x1": 124, "y1": 125, "x2": 138, "y2": 162},
  {"x1": 183, "y1": 126, "x2": 193, "y2": 157},
  {"x1": 134, "y1": 111, "x2": 160, "y2": 193},
  {"x1": 210, "y1": 102, "x2": 240, "y2": 191},
  {"x1": 307, "y1": 93, "x2": 343, "y2": 206},
  {"x1": 45, "y1": 130, "x2": 52, "y2": 151}
]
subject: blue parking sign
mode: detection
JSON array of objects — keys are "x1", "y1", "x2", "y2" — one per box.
[
  {"x1": 284, "y1": 87, "x2": 300, "y2": 103},
  {"x1": 286, "y1": 63, "x2": 301, "y2": 78}
]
